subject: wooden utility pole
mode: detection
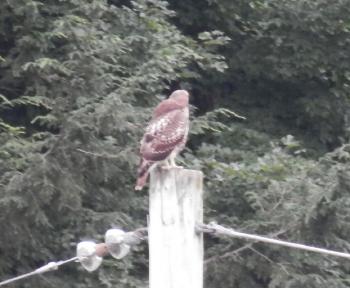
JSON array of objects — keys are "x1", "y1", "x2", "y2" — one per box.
[{"x1": 149, "y1": 168, "x2": 203, "y2": 288}]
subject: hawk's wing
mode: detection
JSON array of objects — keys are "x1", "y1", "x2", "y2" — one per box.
[{"x1": 140, "y1": 108, "x2": 189, "y2": 161}]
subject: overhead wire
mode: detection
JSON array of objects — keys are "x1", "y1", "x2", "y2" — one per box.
[
  {"x1": 198, "y1": 222, "x2": 350, "y2": 260},
  {"x1": 0, "y1": 257, "x2": 78, "y2": 287}
]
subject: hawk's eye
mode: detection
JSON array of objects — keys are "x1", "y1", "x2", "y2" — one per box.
[{"x1": 145, "y1": 134, "x2": 154, "y2": 143}]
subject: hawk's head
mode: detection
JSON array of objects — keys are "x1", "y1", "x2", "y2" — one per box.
[{"x1": 169, "y1": 90, "x2": 189, "y2": 106}]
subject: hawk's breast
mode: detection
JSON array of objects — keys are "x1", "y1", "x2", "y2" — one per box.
[{"x1": 140, "y1": 107, "x2": 189, "y2": 161}]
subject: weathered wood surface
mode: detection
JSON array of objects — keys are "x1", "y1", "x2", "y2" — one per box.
[{"x1": 149, "y1": 168, "x2": 203, "y2": 288}]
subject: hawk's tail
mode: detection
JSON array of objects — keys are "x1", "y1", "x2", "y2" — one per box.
[{"x1": 135, "y1": 160, "x2": 154, "y2": 191}]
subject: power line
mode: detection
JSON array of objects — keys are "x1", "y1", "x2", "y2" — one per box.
[
  {"x1": 197, "y1": 222, "x2": 350, "y2": 260},
  {"x1": 0, "y1": 257, "x2": 78, "y2": 287}
]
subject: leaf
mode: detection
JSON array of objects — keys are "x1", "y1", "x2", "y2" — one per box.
[
  {"x1": 10, "y1": 96, "x2": 52, "y2": 109},
  {"x1": 31, "y1": 114, "x2": 59, "y2": 128},
  {"x1": 0, "y1": 120, "x2": 25, "y2": 135},
  {"x1": 0, "y1": 94, "x2": 13, "y2": 107}
]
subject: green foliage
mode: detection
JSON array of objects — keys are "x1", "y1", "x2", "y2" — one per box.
[
  {"x1": 169, "y1": 0, "x2": 350, "y2": 149},
  {"x1": 188, "y1": 132, "x2": 350, "y2": 287}
]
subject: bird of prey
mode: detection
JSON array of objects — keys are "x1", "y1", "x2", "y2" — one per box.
[{"x1": 135, "y1": 90, "x2": 190, "y2": 190}]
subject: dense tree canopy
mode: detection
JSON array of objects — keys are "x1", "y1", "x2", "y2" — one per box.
[{"x1": 1, "y1": 0, "x2": 350, "y2": 287}]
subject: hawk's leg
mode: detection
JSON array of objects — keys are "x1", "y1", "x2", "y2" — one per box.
[
  {"x1": 169, "y1": 153, "x2": 183, "y2": 169},
  {"x1": 160, "y1": 156, "x2": 183, "y2": 170},
  {"x1": 160, "y1": 158, "x2": 172, "y2": 170}
]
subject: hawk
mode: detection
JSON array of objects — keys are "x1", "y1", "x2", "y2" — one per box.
[{"x1": 135, "y1": 90, "x2": 190, "y2": 190}]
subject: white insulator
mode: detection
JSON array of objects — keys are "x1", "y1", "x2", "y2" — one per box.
[
  {"x1": 76, "y1": 241, "x2": 103, "y2": 272},
  {"x1": 105, "y1": 229, "x2": 130, "y2": 259}
]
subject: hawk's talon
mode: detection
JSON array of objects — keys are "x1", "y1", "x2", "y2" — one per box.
[
  {"x1": 160, "y1": 165, "x2": 172, "y2": 170},
  {"x1": 160, "y1": 164, "x2": 183, "y2": 170},
  {"x1": 172, "y1": 165, "x2": 184, "y2": 169}
]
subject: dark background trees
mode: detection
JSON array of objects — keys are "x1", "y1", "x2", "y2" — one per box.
[{"x1": 1, "y1": 0, "x2": 350, "y2": 287}]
